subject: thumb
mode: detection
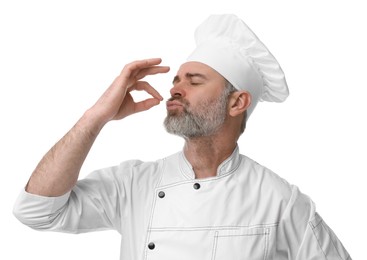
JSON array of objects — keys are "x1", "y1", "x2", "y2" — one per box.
[{"x1": 133, "y1": 98, "x2": 161, "y2": 114}]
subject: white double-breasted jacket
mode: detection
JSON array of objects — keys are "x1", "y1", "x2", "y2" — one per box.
[{"x1": 13, "y1": 146, "x2": 350, "y2": 259}]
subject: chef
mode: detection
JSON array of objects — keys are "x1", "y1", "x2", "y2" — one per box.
[{"x1": 13, "y1": 14, "x2": 351, "y2": 259}]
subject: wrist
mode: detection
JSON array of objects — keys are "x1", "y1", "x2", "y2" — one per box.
[{"x1": 77, "y1": 109, "x2": 106, "y2": 138}]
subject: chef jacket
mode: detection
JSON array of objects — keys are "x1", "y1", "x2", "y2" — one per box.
[{"x1": 13, "y1": 146, "x2": 351, "y2": 259}]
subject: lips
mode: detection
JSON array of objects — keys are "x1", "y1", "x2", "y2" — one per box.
[{"x1": 166, "y1": 100, "x2": 184, "y2": 110}]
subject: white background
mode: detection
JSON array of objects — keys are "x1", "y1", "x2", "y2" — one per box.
[{"x1": 1, "y1": 0, "x2": 365, "y2": 259}]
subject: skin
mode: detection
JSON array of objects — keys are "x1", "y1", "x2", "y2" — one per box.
[{"x1": 25, "y1": 59, "x2": 250, "y2": 197}]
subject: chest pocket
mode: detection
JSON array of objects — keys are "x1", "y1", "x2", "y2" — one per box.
[{"x1": 212, "y1": 227, "x2": 270, "y2": 260}]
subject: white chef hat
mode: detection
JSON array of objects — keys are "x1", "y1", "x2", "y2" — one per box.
[{"x1": 187, "y1": 14, "x2": 289, "y2": 119}]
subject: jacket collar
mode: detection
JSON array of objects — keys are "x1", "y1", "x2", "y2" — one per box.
[{"x1": 179, "y1": 145, "x2": 241, "y2": 179}]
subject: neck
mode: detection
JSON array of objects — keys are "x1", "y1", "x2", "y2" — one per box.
[{"x1": 183, "y1": 133, "x2": 237, "y2": 179}]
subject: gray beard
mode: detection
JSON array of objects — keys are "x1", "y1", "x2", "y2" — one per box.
[{"x1": 163, "y1": 93, "x2": 228, "y2": 138}]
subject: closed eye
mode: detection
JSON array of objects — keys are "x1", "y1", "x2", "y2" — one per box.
[{"x1": 190, "y1": 82, "x2": 202, "y2": 86}]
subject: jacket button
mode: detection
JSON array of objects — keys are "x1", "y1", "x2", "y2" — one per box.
[
  {"x1": 193, "y1": 183, "x2": 201, "y2": 190},
  {"x1": 158, "y1": 191, "x2": 165, "y2": 198},
  {"x1": 148, "y1": 242, "x2": 155, "y2": 250}
]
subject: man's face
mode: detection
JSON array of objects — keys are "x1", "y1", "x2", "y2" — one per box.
[{"x1": 164, "y1": 62, "x2": 230, "y2": 138}]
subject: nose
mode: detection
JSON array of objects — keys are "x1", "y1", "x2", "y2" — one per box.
[{"x1": 169, "y1": 83, "x2": 186, "y2": 98}]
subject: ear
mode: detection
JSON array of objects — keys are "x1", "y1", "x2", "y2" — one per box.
[{"x1": 228, "y1": 91, "x2": 251, "y2": 117}]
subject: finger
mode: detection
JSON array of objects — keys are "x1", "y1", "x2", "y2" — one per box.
[
  {"x1": 133, "y1": 98, "x2": 161, "y2": 114},
  {"x1": 115, "y1": 58, "x2": 169, "y2": 90},
  {"x1": 131, "y1": 81, "x2": 164, "y2": 101},
  {"x1": 134, "y1": 66, "x2": 170, "y2": 81},
  {"x1": 122, "y1": 58, "x2": 165, "y2": 78}
]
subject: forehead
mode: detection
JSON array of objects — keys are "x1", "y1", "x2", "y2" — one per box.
[{"x1": 177, "y1": 61, "x2": 225, "y2": 81}]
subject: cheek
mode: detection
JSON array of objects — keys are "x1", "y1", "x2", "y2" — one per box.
[
  {"x1": 185, "y1": 85, "x2": 224, "y2": 108},
  {"x1": 188, "y1": 89, "x2": 215, "y2": 103}
]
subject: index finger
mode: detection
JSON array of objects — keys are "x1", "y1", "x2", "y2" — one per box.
[
  {"x1": 132, "y1": 81, "x2": 164, "y2": 101},
  {"x1": 122, "y1": 58, "x2": 166, "y2": 78},
  {"x1": 134, "y1": 65, "x2": 170, "y2": 81},
  {"x1": 116, "y1": 58, "x2": 169, "y2": 88}
]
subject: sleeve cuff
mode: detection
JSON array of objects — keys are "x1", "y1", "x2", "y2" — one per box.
[{"x1": 13, "y1": 188, "x2": 71, "y2": 227}]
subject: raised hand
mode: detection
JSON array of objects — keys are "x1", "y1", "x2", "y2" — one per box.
[{"x1": 89, "y1": 58, "x2": 170, "y2": 127}]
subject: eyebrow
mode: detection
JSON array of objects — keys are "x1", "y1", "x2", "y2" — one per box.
[{"x1": 172, "y1": 73, "x2": 208, "y2": 84}]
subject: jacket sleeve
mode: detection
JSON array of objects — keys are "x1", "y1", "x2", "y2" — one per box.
[
  {"x1": 276, "y1": 186, "x2": 351, "y2": 260},
  {"x1": 295, "y1": 212, "x2": 351, "y2": 260},
  {"x1": 13, "y1": 163, "x2": 131, "y2": 234}
]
